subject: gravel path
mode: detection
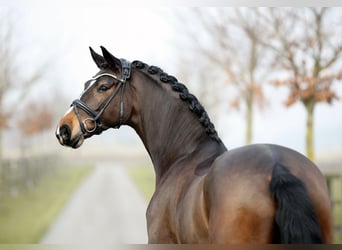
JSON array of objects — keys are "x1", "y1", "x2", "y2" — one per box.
[{"x1": 40, "y1": 162, "x2": 148, "y2": 245}]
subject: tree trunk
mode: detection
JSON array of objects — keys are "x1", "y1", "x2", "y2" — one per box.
[
  {"x1": 0, "y1": 128, "x2": 2, "y2": 161},
  {"x1": 0, "y1": 94, "x2": 3, "y2": 161},
  {"x1": 246, "y1": 97, "x2": 253, "y2": 145},
  {"x1": 245, "y1": 37, "x2": 257, "y2": 145},
  {"x1": 304, "y1": 100, "x2": 315, "y2": 162}
]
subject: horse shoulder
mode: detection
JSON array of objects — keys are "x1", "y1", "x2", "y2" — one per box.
[{"x1": 175, "y1": 175, "x2": 210, "y2": 243}]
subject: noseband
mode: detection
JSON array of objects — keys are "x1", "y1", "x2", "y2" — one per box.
[{"x1": 71, "y1": 59, "x2": 131, "y2": 136}]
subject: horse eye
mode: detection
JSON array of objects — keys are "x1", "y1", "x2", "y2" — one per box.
[{"x1": 98, "y1": 85, "x2": 110, "y2": 92}]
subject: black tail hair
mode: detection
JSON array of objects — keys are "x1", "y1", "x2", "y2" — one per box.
[{"x1": 270, "y1": 163, "x2": 323, "y2": 243}]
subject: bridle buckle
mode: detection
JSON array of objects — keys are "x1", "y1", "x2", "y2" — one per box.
[{"x1": 83, "y1": 117, "x2": 97, "y2": 133}]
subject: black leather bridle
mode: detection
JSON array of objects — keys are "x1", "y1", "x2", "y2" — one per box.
[{"x1": 71, "y1": 59, "x2": 131, "y2": 137}]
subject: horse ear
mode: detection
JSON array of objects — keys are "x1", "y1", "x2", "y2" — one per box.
[
  {"x1": 89, "y1": 47, "x2": 106, "y2": 69},
  {"x1": 100, "y1": 46, "x2": 121, "y2": 73}
]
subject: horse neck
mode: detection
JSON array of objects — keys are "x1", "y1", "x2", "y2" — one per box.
[{"x1": 129, "y1": 71, "x2": 226, "y2": 184}]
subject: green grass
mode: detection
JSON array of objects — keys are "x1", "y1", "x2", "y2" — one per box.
[
  {"x1": 329, "y1": 176, "x2": 342, "y2": 243},
  {"x1": 127, "y1": 165, "x2": 155, "y2": 201},
  {"x1": 0, "y1": 165, "x2": 93, "y2": 243}
]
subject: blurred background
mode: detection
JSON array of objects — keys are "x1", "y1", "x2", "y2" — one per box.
[{"x1": 0, "y1": 2, "x2": 341, "y2": 244}]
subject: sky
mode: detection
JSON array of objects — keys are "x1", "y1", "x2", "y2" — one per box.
[{"x1": 2, "y1": 2, "x2": 342, "y2": 161}]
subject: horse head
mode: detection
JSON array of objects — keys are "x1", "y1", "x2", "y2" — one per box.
[{"x1": 56, "y1": 46, "x2": 132, "y2": 148}]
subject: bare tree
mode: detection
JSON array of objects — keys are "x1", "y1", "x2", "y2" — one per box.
[
  {"x1": 0, "y1": 10, "x2": 44, "y2": 159},
  {"x1": 174, "y1": 52, "x2": 223, "y2": 127},
  {"x1": 174, "y1": 8, "x2": 268, "y2": 144},
  {"x1": 257, "y1": 7, "x2": 342, "y2": 161},
  {"x1": 17, "y1": 101, "x2": 53, "y2": 137}
]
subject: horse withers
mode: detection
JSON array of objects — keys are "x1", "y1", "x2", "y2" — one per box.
[{"x1": 55, "y1": 46, "x2": 333, "y2": 243}]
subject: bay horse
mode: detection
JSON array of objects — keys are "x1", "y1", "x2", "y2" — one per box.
[{"x1": 55, "y1": 46, "x2": 333, "y2": 243}]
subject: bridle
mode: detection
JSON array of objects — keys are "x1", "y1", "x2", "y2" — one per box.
[{"x1": 71, "y1": 59, "x2": 131, "y2": 137}]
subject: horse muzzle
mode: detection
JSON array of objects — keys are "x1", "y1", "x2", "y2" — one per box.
[{"x1": 55, "y1": 124, "x2": 84, "y2": 149}]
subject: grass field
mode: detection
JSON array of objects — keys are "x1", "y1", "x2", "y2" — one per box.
[
  {"x1": 0, "y1": 165, "x2": 93, "y2": 243},
  {"x1": 127, "y1": 165, "x2": 155, "y2": 201},
  {"x1": 329, "y1": 176, "x2": 342, "y2": 243},
  {"x1": 127, "y1": 166, "x2": 342, "y2": 243}
]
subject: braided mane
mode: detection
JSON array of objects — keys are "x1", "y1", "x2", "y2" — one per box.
[{"x1": 132, "y1": 60, "x2": 221, "y2": 143}]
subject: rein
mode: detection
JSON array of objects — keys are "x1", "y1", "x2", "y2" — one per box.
[{"x1": 71, "y1": 59, "x2": 131, "y2": 136}]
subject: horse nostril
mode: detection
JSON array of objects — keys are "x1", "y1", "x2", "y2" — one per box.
[{"x1": 59, "y1": 125, "x2": 71, "y2": 143}]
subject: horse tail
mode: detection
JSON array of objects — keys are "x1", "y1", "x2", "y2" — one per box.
[{"x1": 269, "y1": 163, "x2": 323, "y2": 243}]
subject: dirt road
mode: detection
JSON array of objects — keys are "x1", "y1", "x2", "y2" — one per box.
[{"x1": 40, "y1": 163, "x2": 148, "y2": 245}]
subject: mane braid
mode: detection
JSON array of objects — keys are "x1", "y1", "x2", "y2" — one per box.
[{"x1": 132, "y1": 60, "x2": 221, "y2": 143}]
